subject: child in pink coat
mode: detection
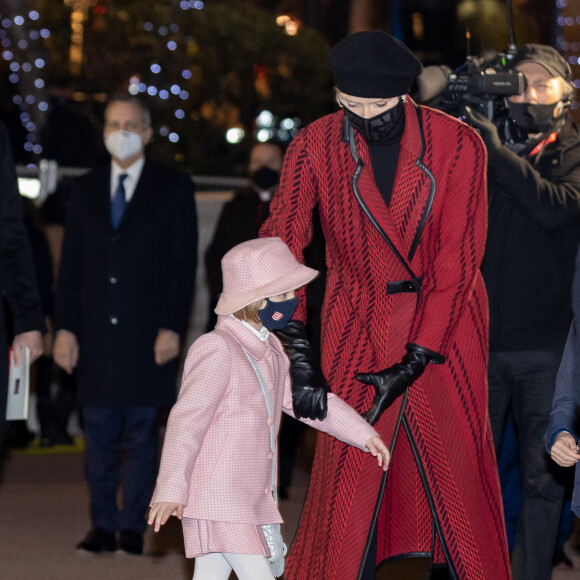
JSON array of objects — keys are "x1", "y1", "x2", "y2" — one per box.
[{"x1": 149, "y1": 237, "x2": 389, "y2": 580}]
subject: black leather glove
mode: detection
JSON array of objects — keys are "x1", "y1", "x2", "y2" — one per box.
[
  {"x1": 274, "y1": 319, "x2": 328, "y2": 420},
  {"x1": 356, "y1": 344, "x2": 444, "y2": 426},
  {"x1": 463, "y1": 105, "x2": 502, "y2": 152}
]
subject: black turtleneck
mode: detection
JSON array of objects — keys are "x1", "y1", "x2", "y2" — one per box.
[{"x1": 368, "y1": 104, "x2": 406, "y2": 206}]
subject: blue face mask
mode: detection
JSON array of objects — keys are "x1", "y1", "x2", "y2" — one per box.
[{"x1": 258, "y1": 297, "x2": 298, "y2": 330}]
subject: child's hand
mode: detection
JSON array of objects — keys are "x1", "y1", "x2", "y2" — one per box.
[
  {"x1": 148, "y1": 502, "x2": 184, "y2": 532},
  {"x1": 550, "y1": 432, "x2": 580, "y2": 467},
  {"x1": 365, "y1": 435, "x2": 390, "y2": 471}
]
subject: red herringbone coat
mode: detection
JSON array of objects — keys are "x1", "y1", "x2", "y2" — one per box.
[{"x1": 260, "y1": 98, "x2": 510, "y2": 580}]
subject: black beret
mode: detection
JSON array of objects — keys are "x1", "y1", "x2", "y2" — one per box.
[{"x1": 329, "y1": 31, "x2": 423, "y2": 98}]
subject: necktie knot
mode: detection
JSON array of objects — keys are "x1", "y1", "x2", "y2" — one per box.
[{"x1": 111, "y1": 173, "x2": 128, "y2": 229}]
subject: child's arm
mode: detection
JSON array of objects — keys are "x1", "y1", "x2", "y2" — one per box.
[
  {"x1": 283, "y1": 374, "x2": 390, "y2": 469},
  {"x1": 149, "y1": 502, "x2": 184, "y2": 532}
]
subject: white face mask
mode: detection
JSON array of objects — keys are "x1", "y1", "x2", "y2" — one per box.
[{"x1": 104, "y1": 130, "x2": 144, "y2": 161}]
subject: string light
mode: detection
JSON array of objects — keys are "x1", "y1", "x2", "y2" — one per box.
[
  {"x1": 1, "y1": 8, "x2": 49, "y2": 162},
  {"x1": 556, "y1": 0, "x2": 580, "y2": 112},
  {"x1": 125, "y1": 2, "x2": 209, "y2": 149}
]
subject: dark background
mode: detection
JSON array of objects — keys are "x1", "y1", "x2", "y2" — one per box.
[{"x1": 0, "y1": 0, "x2": 574, "y2": 175}]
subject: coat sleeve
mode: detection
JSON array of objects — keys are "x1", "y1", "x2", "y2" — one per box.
[
  {"x1": 260, "y1": 128, "x2": 317, "y2": 320},
  {"x1": 158, "y1": 173, "x2": 198, "y2": 335},
  {"x1": 487, "y1": 132, "x2": 580, "y2": 232},
  {"x1": 0, "y1": 122, "x2": 44, "y2": 335},
  {"x1": 151, "y1": 333, "x2": 232, "y2": 506},
  {"x1": 282, "y1": 371, "x2": 377, "y2": 451},
  {"x1": 408, "y1": 123, "x2": 488, "y2": 356},
  {"x1": 545, "y1": 319, "x2": 579, "y2": 452},
  {"x1": 54, "y1": 180, "x2": 85, "y2": 334}
]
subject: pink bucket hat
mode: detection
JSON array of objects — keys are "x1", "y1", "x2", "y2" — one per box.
[{"x1": 215, "y1": 237, "x2": 319, "y2": 316}]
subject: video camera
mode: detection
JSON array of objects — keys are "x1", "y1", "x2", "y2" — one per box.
[
  {"x1": 414, "y1": 0, "x2": 526, "y2": 124},
  {"x1": 438, "y1": 50, "x2": 526, "y2": 121}
]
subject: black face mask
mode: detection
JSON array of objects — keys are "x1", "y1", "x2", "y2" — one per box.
[
  {"x1": 342, "y1": 99, "x2": 404, "y2": 144},
  {"x1": 250, "y1": 166, "x2": 280, "y2": 190},
  {"x1": 508, "y1": 102, "x2": 557, "y2": 133}
]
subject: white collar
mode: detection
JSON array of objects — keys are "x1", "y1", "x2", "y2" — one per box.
[
  {"x1": 111, "y1": 156, "x2": 145, "y2": 201},
  {"x1": 230, "y1": 315, "x2": 269, "y2": 341}
]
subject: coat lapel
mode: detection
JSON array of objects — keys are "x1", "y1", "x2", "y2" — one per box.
[
  {"x1": 215, "y1": 316, "x2": 283, "y2": 361},
  {"x1": 94, "y1": 166, "x2": 113, "y2": 233},
  {"x1": 354, "y1": 99, "x2": 436, "y2": 264},
  {"x1": 356, "y1": 139, "x2": 407, "y2": 258}
]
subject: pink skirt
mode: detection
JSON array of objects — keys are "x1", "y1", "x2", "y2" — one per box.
[{"x1": 182, "y1": 518, "x2": 271, "y2": 559}]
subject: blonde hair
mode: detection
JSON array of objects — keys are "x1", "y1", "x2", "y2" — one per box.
[{"x1": 233, "y1": 299, "x2": 263, "y2": 325}]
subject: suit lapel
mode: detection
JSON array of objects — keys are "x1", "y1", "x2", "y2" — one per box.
[
  {"x1": 117, "y1": 160, "x2": 155, "y2": 230},
  {"x1": 94, "y1": 166, "x2": 113, "y2": 233}
]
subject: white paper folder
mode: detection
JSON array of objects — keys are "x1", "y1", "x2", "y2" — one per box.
[{"x1": 5, "y1": 347, "x2": 30, "y2": 421}]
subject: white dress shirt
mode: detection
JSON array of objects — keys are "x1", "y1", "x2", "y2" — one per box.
[{"x1": 110, "y1": 156, "x2": 145, "y2": 202}]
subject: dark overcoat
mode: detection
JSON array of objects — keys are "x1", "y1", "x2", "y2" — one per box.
[
  {"x1": 545, "y1": 244, "x2": 580, "y2": 518},
  {"x1": 55, "y1": 160, "x2": 197, "y2": 407},
  {"x1": 261, "y1": 98, "x2": 510, "y2": 579},
  {"x1": 0, "y1": 122, "x2": 43, "y2": 438}
]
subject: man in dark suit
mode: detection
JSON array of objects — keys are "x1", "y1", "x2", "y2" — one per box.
[
  {"x1": 0, "y1": 121, "x2": 44, "y2": 447},
  {"x1": 53, "y1": 95, "x2": 198, "y2": 554}
]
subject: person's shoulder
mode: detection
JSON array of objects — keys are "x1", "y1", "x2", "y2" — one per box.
[
  {"x1": 143, "y1": 160, "x2": 196, "y2": 204},
  {"x1": 303, "y1": 111, "x2": 343, "y2": 134},
  {"x1": 77, "y1": 164, "x2": 107, "y2": 178},
  {"x1": 286, "y1": 112, "x2": 343, "y2": 154},
  {"x1": 559, "y1": 117, "x2": 580, "y2": 150},
  {"x1": 145, "y1": 159, "x2": 194, "y2": 188},
  {"x1": 188, "y1": 327, "x2": 236, "y2": 357},
  {"x1": 70, "y1": 165, "x2": 108, "y2": 195},
  {"x1": 419, "y1": 103, "x2": 484, "y2": 150},
  {"x1": 419, "y1": 103, "x2": 470, "y2": 130}
]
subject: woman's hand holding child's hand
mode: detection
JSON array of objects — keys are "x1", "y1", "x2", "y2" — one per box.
[
  {"x1": 148, "y1": 502, "x2": 184, "y2": 532},
  {"x1": 365, "y1": 436, "x2": 390, "y2": 471}
]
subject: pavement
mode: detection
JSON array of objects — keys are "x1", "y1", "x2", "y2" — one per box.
[
  {"x1": 2, "y1": 437, "x2": 580, "y2": 580},
  {"x1": 2, "y1": 194, "x2": 580, "y2": 579}
]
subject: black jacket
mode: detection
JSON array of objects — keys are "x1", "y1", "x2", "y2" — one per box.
[
  {"x1": 0, "y1": 122, "x2": 43, "y2": 437},
  {"x1": 482, "y1": 116, "x2": 580, "y2": 352},
  {"x1": 55, "y1": 160, "x2": 198, "y2": 406}
]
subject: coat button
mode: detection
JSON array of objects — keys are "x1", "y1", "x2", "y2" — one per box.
[
  {"x1": 265, "y1": 347, "x2": 272, "y2": 358},
  {"x1": 110, "y1": 316, "x2": 118, "y2": 325},
  {"x1": 109, "y1": 276, "x2": 117, "y2": 284},
  {"x1": 268, "y1": 452, "x2": 274, "y2": 460},
  {"x1": 267, "y1": 417, "x2": 274, "y2": 426},
  {"x1": 267, "y1": 382, "x2": 275, "y2": 391},
  {"x1": 265, "y1": 486, "x2": 270, "y2": 495}
]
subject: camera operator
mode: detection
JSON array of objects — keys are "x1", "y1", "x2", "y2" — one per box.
[{"x1": 465, "y1": 44, "x2": 580, "y2": 580}]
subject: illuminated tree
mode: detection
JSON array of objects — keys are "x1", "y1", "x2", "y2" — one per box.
[{"x1": 2, "y1": 0, "x2": 332, "y2": 174}]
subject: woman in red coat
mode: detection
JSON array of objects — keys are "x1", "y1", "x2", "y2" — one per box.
[{"x1": 260, "y1": 32, "x2": 510, "y2": 579}]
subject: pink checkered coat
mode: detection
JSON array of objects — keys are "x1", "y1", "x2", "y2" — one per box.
[{"x1": 151, "y1": 314, "x2": 378, "y2": 524}]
